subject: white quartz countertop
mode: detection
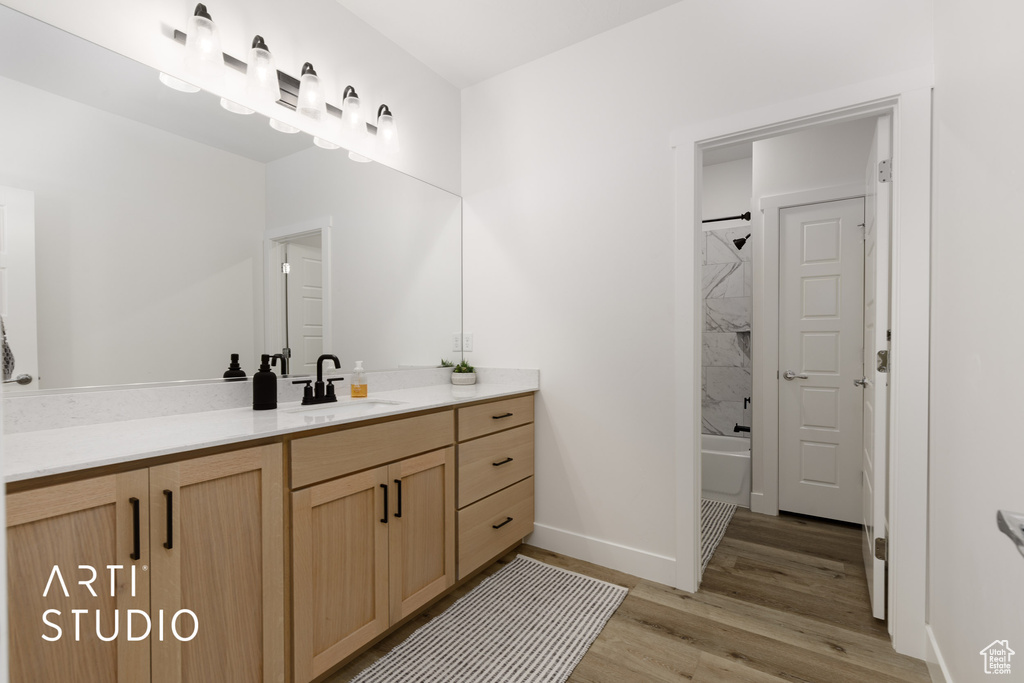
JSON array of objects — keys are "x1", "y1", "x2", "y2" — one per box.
[{"x1": 5, "y1": 382, "x2": 537, "y2": 483}]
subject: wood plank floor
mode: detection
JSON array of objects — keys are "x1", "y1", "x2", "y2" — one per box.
[{"x1": 326, "y1": 508, "x2": 930, "y2": 682}]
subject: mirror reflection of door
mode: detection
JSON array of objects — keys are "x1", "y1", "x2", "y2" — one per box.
[
  {"x1": 0, "y1": 185, "x2": 39, "y2": 392},
  {"x1": 276, "y1": 234, "x2": 323, "y2": 377}
]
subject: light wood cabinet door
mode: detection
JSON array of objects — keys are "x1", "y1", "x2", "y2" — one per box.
[
  {"x1": 387, "y1": 448, "x2": 455, "y2": 624},
  {"x1": 150, "y1": 445, "x2": 284, "y2": 683},
  {"x1": 292, "y1": 467, "x2": 389, "y2": 683},
  {"x1": 7, "y1": 471, "x2": 150, "y2": 683}
]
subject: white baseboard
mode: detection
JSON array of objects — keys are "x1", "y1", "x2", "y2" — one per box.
[
  {"x1": 526, "y1": 523, "x2": 676, "y2": 586},
  {"x1": 925, "y1": 625, "x2": 954, "y2": 683}
]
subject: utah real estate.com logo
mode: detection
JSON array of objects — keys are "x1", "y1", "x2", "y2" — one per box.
[{"x1": 980, "y1": 640, "x2": 1014, "y2": 676}]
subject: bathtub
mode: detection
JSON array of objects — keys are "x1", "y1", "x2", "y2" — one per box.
[{"x1": 701, "y1": 434, "x2": 751, "y2": 508}]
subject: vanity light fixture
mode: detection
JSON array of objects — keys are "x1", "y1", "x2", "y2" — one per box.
[
  {"x1": 183, "y1": 3, "x2": 224, "y2": 82},
  {"x1": 340, "y1": 86, "x2": 363, "y2": 135},
  {"x1": 348, "y1": 152, "x2": 372, "y2": 163},
  {"x1": 245, "y1": 35, "x2": 280, "y2": 105},
  {"x1": 375, "y1": 104, "x2": 399, "y2": 154},
  {"x1": 296, "y1": 62, "x2": 326, "y2": 121},
  {"x1": 160, "y1": 8, "x2": 401, "y2": 156}
]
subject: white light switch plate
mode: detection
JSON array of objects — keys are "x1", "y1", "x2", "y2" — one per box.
[
  {"x1": 462, "y1": 333, "x2": 474, "y2": 352},
  {"x1": 452, "y1": 333, "x2": 462, "y2": 352}
]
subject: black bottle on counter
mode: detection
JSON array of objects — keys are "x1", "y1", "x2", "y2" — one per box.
[
  {"x1": 223, "y1": 353, "x2": 246, "y2": 381},
  {"x1": 253, "y1": 354, "x2": 278, "y2": 410}
]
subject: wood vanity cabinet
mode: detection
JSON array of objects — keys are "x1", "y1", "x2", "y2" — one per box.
[
  {"x1": 456, "y1": 394, "x2": 535, "y2": 579},
  {"x1": 289, "y1": 411, "x2": 456, "y2": 683},
  {"x1": 5, "y1": 444, "x2": 284, "y2": 683}
]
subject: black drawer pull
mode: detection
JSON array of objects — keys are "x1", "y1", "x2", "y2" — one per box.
[
  {"x1": 129, "y1": 498, "x2": 141, "y2": 560},
  {"x1": 492, "y1": 457, "x2": 514, "y2": 467},
  {"x1": 394, "y1": 479, "x2": 403, "y2": 518},
  {"x1": 492, "y1": 412, "x2": 514, "y2": 420},
  {"x1": 492, "y1": 517, "x2": 513, "y2": 530},
  {"x1": 163, "y1": 490, "x2": 174, "y2": 550},
  {"x1": 381, "y1": 484, "x2": 389, "y2": 524}
]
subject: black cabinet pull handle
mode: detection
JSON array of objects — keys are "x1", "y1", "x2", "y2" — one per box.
[
  {"x1": 492, "y1": 516, "x2": 513, "y2": 530},
  {"x1": 163, "y1": 490, "x2": 173, "y2": 550},
  {"x1": 394, "y1": 479, "x2": 402, "y2": 518},
  {"x1": 492, "y1": 412, "x2": 514, "y2": 420},
  {"x1": 492, "y1": 457, "x2": 514, "y2": 467},
  {"x1": 129, "y1": 498, "x2": 141, "y2": 560},
  {"x1": 381, "y1": 484, "x2": 389, "y2": 524}
]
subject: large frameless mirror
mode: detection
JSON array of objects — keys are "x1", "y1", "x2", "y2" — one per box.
[{"x1": 0, "y1": 4, "x2": 462, "y2": 393}]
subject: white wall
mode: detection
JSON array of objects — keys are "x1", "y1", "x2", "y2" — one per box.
[
  {"x1": 462, "y1": 0, "x2": 933, "y2": 584},
  {"x1": 265, "y1": 146, "x2": 462, "y2": 373},
  {"x1": 928, "y1": 0, "x2": 1024, "y2": 679},
  {"x1": 4, "y1": 0, "x2": 461, "y2": 194},
  {"x1": 0, "y1": 75, "x2": 265, "y2": 389},
  {"x1": 752, "y1": 118, "x2": 876, "y2": 201},
  {"x1": 702, "y1": 158, "x2": 752, "y2": 231}
]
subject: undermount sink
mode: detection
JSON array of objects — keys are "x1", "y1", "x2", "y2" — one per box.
[{"x1": 284, "y1": 398, "x2": 406, "y2": 416}]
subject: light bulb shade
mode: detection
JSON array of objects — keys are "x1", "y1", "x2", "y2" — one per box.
[
  {"x1": 269, "y1": 118, "x2": 300, "y2": 134},
  {"x1": 313, "y1": 137, "x2": 340, "y2": 150},
  {"x1": 184, "y1": 4, "x2": 224, "y2": 82},
  {"x1": 375, "y1": 106, "x2": 399, "y2": 154},
  {"x1": 297, "y1": 63, "x2": 326, "y2": 121},
  {"x1": 246, "y1": 36, "x2": 279, "y2": 106},
  {"x1": 348, "y1": 151, "x2": 372, "y2": 163},
  {"x1": 158, "y1": 72, "x2": 200, "y2": 93},
  {"x1": 220, "y1": 98, "x2": 254, "y2": 115},
  {"x1": 340, "y1": 86, "x2": 363, "y2": 134}
]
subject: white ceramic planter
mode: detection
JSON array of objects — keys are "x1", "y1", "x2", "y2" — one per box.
[{"x1": 451, "y1": 372, "x2": 477, "y2": 385}]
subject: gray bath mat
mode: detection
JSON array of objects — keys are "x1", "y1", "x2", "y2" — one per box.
[
  {"x1": 702, "y1": 498, "x2": 737, "y2": 575},
  {"x1": 351, "y1": 555, "x2": 627, "y2": 683}
]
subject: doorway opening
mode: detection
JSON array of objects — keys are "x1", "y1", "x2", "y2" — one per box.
[
  {"x1": 676, "y1": 80, "x2": 932, "y2": 658},
  {"x1": 264, "y1": 218, "x2": 333, "y2": 378},
  {"x1": 698, "y1": 117, "x2": 889, "y2": 611}
]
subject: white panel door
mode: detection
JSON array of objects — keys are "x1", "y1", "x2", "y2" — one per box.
[
  {"x1": 285, "y1": 242, "x2": 323, "y2": 375},
  {"x1": 0, "y1": 186, "x2": 38, "y2": 391},
  {"x1": 779, "y1": 198, "x2": 865, "y2": 524},
  {"x1": 862, "y1": 116, "x2": 891, "y2": 620}
]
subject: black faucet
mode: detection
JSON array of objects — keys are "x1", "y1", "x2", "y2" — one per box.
[
  {"x1": 733, "y1": 423, "x2": 751, "y2": 433},
  {"x1": 271, "y1": 353, "x2": 287, "y2": 376},
  {"x1": 292, "y1": 354, "x2": 342, "y2": 405}
]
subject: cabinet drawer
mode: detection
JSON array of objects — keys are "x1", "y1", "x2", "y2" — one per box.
[
  {"x1": 291, "y1": 411, "x2": 453, "y2": 488},
  {"x1": 457, "y1": 394, "x2": 534, "y2": 442},
  {"x1": 458, "y1": 477, "x2": 534, "y2": 579},
  {"x1": 458, "y1": 424, "x2": 534, "y2": 508}
]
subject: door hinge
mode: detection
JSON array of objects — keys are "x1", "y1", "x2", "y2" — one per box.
[
  {"x1": 886, "y1": 329, "x2": 891, "y2": 342},
  {"x1": 876, "y1": 349, "x2": 889, "y2": 373},
  {"x1": 281, "y1": 262, "x2": 291, "y2": 274},
  {"x1": 878, "y1": 159, "x2": 892, "y2": 183},
  {"x1": 874, "y1": 537, "x2": 888, "y2": 561}
]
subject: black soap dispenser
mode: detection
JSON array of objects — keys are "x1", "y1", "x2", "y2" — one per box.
[
  {"x1": 253, "y1": 354, "x2": 278, "y2": 410},
  {"x1": 223, "y1": 353, "x2": 246, "y2": 381}
]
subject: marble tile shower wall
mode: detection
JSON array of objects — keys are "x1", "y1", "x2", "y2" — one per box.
[{"x1": 702, "y1": 227, "x2": 753, "y2": 436}]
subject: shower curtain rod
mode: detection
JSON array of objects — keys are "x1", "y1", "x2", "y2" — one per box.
[{"x1": 702, "y1": 211, "x2": 751, "y2": 224}]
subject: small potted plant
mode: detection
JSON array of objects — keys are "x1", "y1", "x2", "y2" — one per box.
[{"x1": 450, "y1": 359, "x2": 476, "y2": 385}]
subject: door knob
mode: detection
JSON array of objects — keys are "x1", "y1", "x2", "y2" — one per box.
[
  {"x1": 854, "y1": 378, "x2": 868, "y2": 387},
  {"x1": 782, "y1": 370, "x2": 808, "y2": 381}
]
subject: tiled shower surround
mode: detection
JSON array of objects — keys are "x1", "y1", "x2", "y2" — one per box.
[{"x1": 702, "y1": 227, "x2": 753, "y2": 436}]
